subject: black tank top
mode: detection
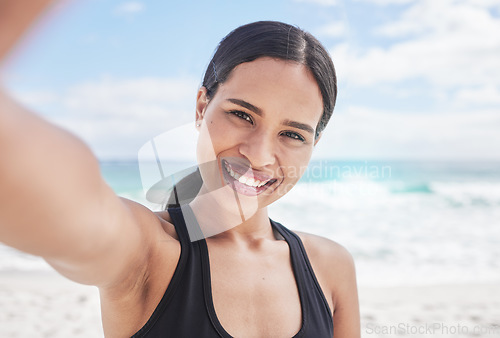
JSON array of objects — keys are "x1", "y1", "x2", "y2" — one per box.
[{"x1": 132, "y1": 207, "x2": 334, "y2": 337}]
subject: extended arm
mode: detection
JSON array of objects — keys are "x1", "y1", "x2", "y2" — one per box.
[
  {"x1": 0, "y1": 0, "x2": 54, "y2": 64},
  {"x1": 0, "y1": 0, "x2": 164, "y2": 289}
]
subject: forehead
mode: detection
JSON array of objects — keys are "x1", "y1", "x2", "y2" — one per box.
[{"x1": 215, "y1": 57, "x2": 323, "y2": 124}]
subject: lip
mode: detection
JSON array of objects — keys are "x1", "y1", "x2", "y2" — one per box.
[{"x1": 221, "y1": 158, "x2": 277, "y2": 196}]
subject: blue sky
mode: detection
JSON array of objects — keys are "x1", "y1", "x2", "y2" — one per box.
[{"x1": 3, "y1": 0, "x2": 500, "y2": 160}]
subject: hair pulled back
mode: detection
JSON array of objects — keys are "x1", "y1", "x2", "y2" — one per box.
[{"x1": 202, "y1": 21, "x2": 337, "y2": 138}]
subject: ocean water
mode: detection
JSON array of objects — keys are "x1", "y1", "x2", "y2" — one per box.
[
  {"x1": 1, "y1": 160, "x2": 499, "y2": 287},
  {"x1": 270, "y1": 160, "x2": 500, "y2": 287}
]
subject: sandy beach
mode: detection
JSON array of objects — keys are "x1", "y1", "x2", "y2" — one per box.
[
  {"x1": 0, "y1": 271, "x2": 103, "y2": 338},
  {"x1": 359, "y1": 284, "x2": 500, "y2": 338},
  {"x1": 1, "y1": 271, "x2": 499, "y2": 337}
]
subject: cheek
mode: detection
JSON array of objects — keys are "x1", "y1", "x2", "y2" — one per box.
[
  {"x1": 196, "y1": 111, "x2": 230, "y2": 156},
  {"x1": 282, "y1": 146, "x2": 313, "y2": 176},
  {"x1": 273, "y1": 149, "x2": 313, "y2": 197},
  {"x1": 196, "y1": 126, "x2": 216, "y2": 164},
  {"x1": 281, "y1": 164, "x2": 307, "y2": 188},
  {"x1": 196, "y1": 117, "x2": 239, "y2": 188},
  {"x1": 201, "y1": 116, "x2": 242, "y2": 155},
  {"x1": 196, "y1": 120, "x2": 223, "y2": 185}
]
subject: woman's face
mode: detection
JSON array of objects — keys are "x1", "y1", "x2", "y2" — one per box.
[{"x1": 195, "y1": 57, "x2": 323, "y2": 214}]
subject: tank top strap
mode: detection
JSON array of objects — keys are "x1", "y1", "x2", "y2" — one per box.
[
  {"x1": 270, "y1": 219, "x2": 334, "y2": 336},
  {"x1": 167, "y1": 205, "x2": 206, "y2": 244}
]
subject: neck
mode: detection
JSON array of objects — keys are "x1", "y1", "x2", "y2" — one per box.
[{"x1": 187, "y1": 184, "x2": 275, "y2": 245}]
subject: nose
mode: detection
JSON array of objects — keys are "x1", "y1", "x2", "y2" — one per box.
[{"x1": 238, "y1": 130, "x2": 277, "y2": 169}]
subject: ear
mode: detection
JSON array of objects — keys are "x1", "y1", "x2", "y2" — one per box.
[
  {"x1": 314, "y1": 132, "x2": 322, "y2": 146},
  {"x1": 195, "y1": 87, "x2": 209, "y2": 130}
]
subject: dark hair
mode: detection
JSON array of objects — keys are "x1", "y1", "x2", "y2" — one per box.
[{"x1": 202, "y1": 20, "x2": 337, "y2": 138}]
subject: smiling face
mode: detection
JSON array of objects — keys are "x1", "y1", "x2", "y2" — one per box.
[{"x1": 194, "y1": 57, "x2": 323, "y2": 214}]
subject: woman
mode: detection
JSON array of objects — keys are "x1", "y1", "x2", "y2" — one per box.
[{"x1": 0, "y1": 1, "x2": 360, "y2": 337}]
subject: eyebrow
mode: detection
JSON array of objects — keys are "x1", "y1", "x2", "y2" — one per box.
[
  {"x1": 226, "y1": 98, "x2": 315, "y2": 135},
  {"x1": 227, "y1": 98, "x2": 263, "y2": 116},
  {"x1": 282, "y1": 119, "x2": 315, "y2": 135}
]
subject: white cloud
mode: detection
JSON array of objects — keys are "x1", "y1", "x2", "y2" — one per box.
[
  {"x1": 63, "y1": 77, "x2": 197, "y2": 117},
  {"x1": 374, "y1": 0, "x2": 500, "y2": 38},
  {"x1": 12, "y1": 75, "x2": 499, "y2": 161},
  {"x1": 455, "y1": 86, "x2": 500, "y2": 106},
  {"x1": 13, "y1": 90, "x2": 58, "y2": 106},
  {"x1": 12, "y1": 76, "x2": 200, "y2": 159},
  {"x1": 355, "y1": 0, "x2": 415, "y2": 5},
  {"x1": 313, "y1": 105, "x2": 500, "y2": 160},
  {"x1": 114, "y1": 2, "x2": 144, "y2": 16},
  {"x1": 293, "y1": 0, "x2": 338, "y2": 6},
  {"x1": 316, "y1": 22, "x2": 348, "y2": 38},
  {"x1": 462, "y1": 0, "x2": 500, "y2": 10},
  {"x1": 330, "y1": 0, "x2": 500, "y2": 94},
  {"x1": 319, "y1": 2, "x2": 500, "y2": 161}
]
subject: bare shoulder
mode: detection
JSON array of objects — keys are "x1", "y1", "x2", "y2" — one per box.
[
  {"x1": 120, "y1": 199, "x2": 178, "y2": 241},
  {"x1": 93, "y1": 199, "x2": 181, "y2": 298},
  {"x1": 98, "y1": 200, "x2": 182, "y2": 336},
  {"x1": 294, "y1": 230, "x2": 360, "y2": 337},
  {"x1": 293, "y1": 230, "x2": 358, "y2": 307},
  {"x1": 293, "y1": 230, "x2": 355, "y2": 276},
  {"x1": 103, "y1": 199, "x2": 180, "y2": 287}
]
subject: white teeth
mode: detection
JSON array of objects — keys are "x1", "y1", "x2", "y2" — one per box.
[
  {"x1": 224, "y1": 161, "x2": 270, "y2": 188},
  {"x1": 230, "y1": 168, "x2": 241, "y2": 180},
  {"x1": 246, "y1": 177, "x2": 256, "y2": 186}
]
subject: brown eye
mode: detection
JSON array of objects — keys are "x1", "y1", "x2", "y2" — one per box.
[
  {"x1": 281, "y1": 131, "x2": 305, "y2": 142},
  {"x1": 229, "y1": 110, "x2": 253, "y2": 124}
]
